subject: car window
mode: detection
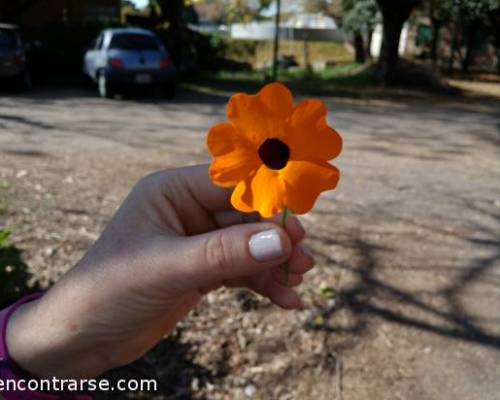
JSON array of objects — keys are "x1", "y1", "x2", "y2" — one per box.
[
  {"x1": 108, "y1": 34, "x2": 159, "y2": 51},
  {"x1": 95, "y1": 34, "x2": 104, "y2": 50},
  {"x1": 0, "y1": 29, "x2": 20, "y2": 50}
]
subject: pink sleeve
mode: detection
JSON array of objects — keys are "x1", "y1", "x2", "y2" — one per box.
[{"x1": 0, "y1": 293, "x2": 92, "y2": 399}]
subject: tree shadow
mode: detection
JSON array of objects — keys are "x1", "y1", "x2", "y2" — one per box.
[
  {"x1": 331, "y1": 98, "x2": 500, "y2": 158},
  {"x1": 96, "y1": 331, "x2": 218, "y2": 400},
  {"x1": 2, "y1": 149, "x2": 50, "y2": 158},
  {"x1": 0, "y1": 113, "x2": 55, "y2": 132},
  {"x1": 305, "y1": 197, "x2": 500, "y2": 350}
]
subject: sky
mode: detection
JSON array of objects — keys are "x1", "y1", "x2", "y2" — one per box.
[{"x1": 131, "y1": 0, "x2": 148, "y2": 9}]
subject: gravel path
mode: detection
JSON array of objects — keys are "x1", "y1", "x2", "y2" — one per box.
[{"x1": 0, "y1": 88, "x2": 499, "y2": 399}]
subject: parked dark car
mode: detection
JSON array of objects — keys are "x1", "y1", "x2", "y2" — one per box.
[
  {"x1": 0, "y1": 23, "x2": 31, "y2": 90},
  {"x1": 83, "y1": 28, "x2": 176, "y2": 98}
]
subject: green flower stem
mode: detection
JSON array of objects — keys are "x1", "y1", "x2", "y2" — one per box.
[{"x1": 281, "y1": 207, "x2": 291, "y2": 286}]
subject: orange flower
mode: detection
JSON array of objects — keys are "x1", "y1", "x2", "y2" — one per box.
[{"x1": 207, "y1": 83, "x2": 342, "y2": 218}]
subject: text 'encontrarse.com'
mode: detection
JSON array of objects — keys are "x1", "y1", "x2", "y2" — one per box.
[{"x1": 0, "y1": 377, "x2": 158, "y2": 393}]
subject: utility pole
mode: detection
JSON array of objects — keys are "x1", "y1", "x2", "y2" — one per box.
[{"x1": 271, "y1": 0, "x2": 281, "y2": 81}]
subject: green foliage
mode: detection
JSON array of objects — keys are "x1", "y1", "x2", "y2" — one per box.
[
  {"x1": 120, "y1": 0, "x2": 137, "y2": 8},
  {"x1": 456, "y1": 0, "x2": 500, "y2": 14},
  {"x1": 220, "y1": 38, "x2": 258, "y2": 63},
  {"x1": 0, "y1": 229, "x2": 10, "y2": 247},
  {"x1": 193, "y1": 32, "x2": 256, "y2": 71},
  {"x1": 176, "y1": 0, "x2": 272, "y2": 24},
  {"x1": 302, "y1": 0, "x2": 332, "y2": 13},
  {"x1": 341, "y1": 0, "x2": 380, "y2": 33},
  {"x1": 429, "y1": 0, "x2": 500, "y2": 21},
  {"x1": 224, "y1": 0, "x2": 272, "y2": 23},
  {"x1": 0, "y1": 229, "x2": 30, "y2": 309},
  {"x1": 0, "y1": 181, "x2": 8, "y2": 216}
]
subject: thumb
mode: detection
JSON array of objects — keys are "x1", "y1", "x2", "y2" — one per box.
[{"x1": 178, "y1": 222, "x2": 293, "y2": 287}]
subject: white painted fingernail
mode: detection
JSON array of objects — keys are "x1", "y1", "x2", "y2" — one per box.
[{"x1": 249, "y1": 229, "x2": 284, "y2": 262}]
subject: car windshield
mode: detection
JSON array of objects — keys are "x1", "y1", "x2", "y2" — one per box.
[
  {"x1": 109, "y1": 33, "x2": 159, "y2": 51},
  {"x1": 0, "y1": 29, "x2": 19, "y2": 50}
]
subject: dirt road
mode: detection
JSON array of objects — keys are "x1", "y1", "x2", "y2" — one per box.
[{"x1": 1, "y1": 88, "x2": 499, "y2": 399}]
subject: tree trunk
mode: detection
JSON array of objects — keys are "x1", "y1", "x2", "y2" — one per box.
[
  {"x1": 376, "y1": 0, "x2": 417, "y2": 84},
  {"x1": 461, "y1": 19, "x2": 480, "y2": 73},
  {"x1": 158, "y1": 0, "x2": 185, "y2": 66},
  {"x1": 354, "y1": 31, "x2": 366, "y2": 63},
  {"x1": 271, "y1": 0, "x2": 282, "y2": 81},
  {"x1": 379, "y1": 15, "x2": 405, "y2": 83},
  {"x1": 304, "y1": 37, "x2": 312, "y2": 71},
  {"x1": 430, "y1": 17, "x2": 441, "y2": 64},
  {"x1": 448, "y1": 19, "x2": 459, "y2": 71}
]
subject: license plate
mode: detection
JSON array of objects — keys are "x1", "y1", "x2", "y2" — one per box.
[{"x1": 135, "y1": 73, "x2": 151, "y2": 83}]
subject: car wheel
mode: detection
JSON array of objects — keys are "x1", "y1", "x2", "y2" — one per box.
[{"x1": 98, "y1": 71, "x2": 113, "y2": 98}]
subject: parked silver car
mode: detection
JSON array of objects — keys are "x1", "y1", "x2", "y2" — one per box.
[
  {"x1": 83, "y1": 28, "x2": 176, "y2": 98},
  {"x1": 0, "y1": 23, "x2": 31, "y2": 90}
]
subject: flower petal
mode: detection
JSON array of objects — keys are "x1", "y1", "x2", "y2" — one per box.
[
  {"x1": 227, "y1": 93, "x2": 274, "y2": 145},
  {"x1": 231, "y1": 178, "x2": 254, "y2": 213},
  {"x1": 208, "y1": 123, "x2": 260, "y2": 187},
  {"x1": 257, "y1": 82, "x2": 294, "y2": 119},
  {"x1": 251, "y1": 166, "x2": 286, "y2": 218},
  {"x1": 209, "y1": 153, "x2": 259, "y2": 188},
  {"x1": 227, "y1": 84, "x2": 293, "y2": 145},
  {"x1": 290, "y1": 99, "x2": 327, "y2": 126},
  {"x1": 288, "y1": 100, "x2": 342, "y2": 161},
  {"x1": 232, "y1": 165, "x2": 286, "y2": 218},
  {"x1": 207, "y1": 122, "x2": 245, "y2": 156},
  {"x1": 281, "y1": 160, "x2": 340, "y2": 215}
]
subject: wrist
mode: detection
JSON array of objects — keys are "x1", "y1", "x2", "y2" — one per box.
[{"x1": 6, "y1": 293, "x2": 109, "y2": 379}]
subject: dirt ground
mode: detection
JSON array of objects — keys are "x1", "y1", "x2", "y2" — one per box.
[{"x1": 0, "y1": 87, "x2": 499, "y2": 400}]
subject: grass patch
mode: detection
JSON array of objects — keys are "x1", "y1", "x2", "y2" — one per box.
[
  {"x1": 254, "y1": 41, "x2": 353, "y2": 68},
  {"x1": 185, "y1": 60, "x2": 469, "y2": 101},
  {"x1": 0, "y1": 228, "x2": 30, "y2": 308},
  {"x1": 186, "y1": 63, "x2": 379, "y2": 98},
  {"x1": 0, "y1": 180, "x2": 8, "y2": 216}
]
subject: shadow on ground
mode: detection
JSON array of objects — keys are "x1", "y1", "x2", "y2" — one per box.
[
  {"x1": 307, "y1": 197, "x2": 500, "y2": 350},
  {"x1": 98, "y1": 333, "x2": 217, "y2": 400}
]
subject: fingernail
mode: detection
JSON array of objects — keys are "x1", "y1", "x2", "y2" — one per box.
[{"x1": 249, "y1": 229, "x2": 284, "y2": 262}]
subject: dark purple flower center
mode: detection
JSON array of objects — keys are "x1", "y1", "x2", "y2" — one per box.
[{"x1": 258, "y1": 138, "x2": 290, "y2": 170}]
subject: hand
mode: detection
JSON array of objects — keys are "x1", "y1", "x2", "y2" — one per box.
[{"x1": 6, "y1": 165, "x2": 314, "y2": 378}]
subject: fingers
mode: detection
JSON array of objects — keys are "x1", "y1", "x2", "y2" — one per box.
[
  {"x1": 287, "y1": 244, "x2": 314, "y2": 274},
  {"x1": 215, "y1": 211, "x2": 306, "y2": 242},
  {"x1": 271, "y1": 267, "x2": 303, "y2": 287},
  {"x1": 266, "y1": 214, "x2": 305, "y2": 244},
  {"x1": 144, "y1": 165, "x2": 311, "y2": 228},
  {"x1": 150, "y1": 164, "x2": 234, "y2": 212},
  {"x1": 142, "y1": 166, "x2": 309, "y2": 247},
  {"x1": 239, "y1": 242, "x2": 315, "y2": 308},
  {"x1": 265, "y1": 279, "x2": 301, "y2": 309},
  {"x1": 213, "y1": 210, "x2": 260, "y2": 228},
  {"x1": 178, "y1": 222, "x2": 293, "y2": 288}
]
